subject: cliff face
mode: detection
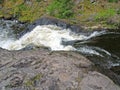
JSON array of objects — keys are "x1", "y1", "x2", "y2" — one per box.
[{"x1": 0, "y1": 0, "x2": 120, "y2": 29}]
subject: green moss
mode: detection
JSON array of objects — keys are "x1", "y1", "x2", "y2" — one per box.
[
  {"x1": 32, "y1": 74, "x2": 43, "y2": 81},
  {"x1": 25, "y1": 74, "x2": 43, "y2": 87}
]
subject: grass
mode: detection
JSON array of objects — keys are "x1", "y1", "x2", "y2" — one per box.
[{"x1": 95, "y1": 8, "x2": 116, "y2": 21}]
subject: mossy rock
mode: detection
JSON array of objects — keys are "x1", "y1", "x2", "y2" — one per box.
[{"x1": 24, "y1": 74, "x2": 43, "y2": 87}]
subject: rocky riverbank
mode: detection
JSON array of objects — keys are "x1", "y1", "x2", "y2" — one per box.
[{"x1": 0, "y1": 48, "x2": 119, "y2": 90}]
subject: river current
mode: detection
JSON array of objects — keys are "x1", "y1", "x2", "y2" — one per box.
[{"x1": 0, "y1": 20, "x2": 120, "y2": 84}]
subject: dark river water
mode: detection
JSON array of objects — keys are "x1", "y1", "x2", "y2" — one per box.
[
  {"x1": 0, "y1": 20, "x2": 120, "y2": 85},
  {"x1": 75, "y1": 30, "x2": 120, "y2": 69},
  {"x1": 73, "y1": 30, "x2": 120, "y2": 85}
]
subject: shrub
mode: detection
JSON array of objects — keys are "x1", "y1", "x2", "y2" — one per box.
[
  {"x1": 12, "y1": 3, "x2": 29, "y2": 18},
  {"x1": 17, "y1": 3, "x2": 28, "y2": 11},
  {"x1": 0, "y1": 0, "x2": 4, "y2": 4},
  {"x1": 36, "y1": 0, "x2": 41, "y2": 2},
  {"x1": 47, "y1": 0, "x2": 74, "y2": 19},
  {"x1": 108, "y1": 0, "x2": 119, "y2": 3}
]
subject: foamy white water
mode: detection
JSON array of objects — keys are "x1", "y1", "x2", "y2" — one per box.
[
  {"x1": 5, "y1": 25, "x2": 87, "y2": 50},
  {"x1": 0, "y1": 23, "x2": 106, "y2": 53},
  {"x1": 0, "y1": 20, "x2": 16, "y2": 49}
]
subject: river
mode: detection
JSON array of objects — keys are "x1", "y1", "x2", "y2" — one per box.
[{"x1": 0, "y1": 19, "x2": 120, "y2": 85}]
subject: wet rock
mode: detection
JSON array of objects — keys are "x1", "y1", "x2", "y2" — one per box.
[
  {"x1": 0, "y1": 48, "x2": 119, "y2": 90},
  {"x1": 10, "y1": 22, "x2": 28, "y2": 37},
  {"x1": 110, "y1": 66, "x2": 120, "y2": 75}
]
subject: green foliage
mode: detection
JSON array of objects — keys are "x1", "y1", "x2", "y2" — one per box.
[
  {"x1": 0, "y1": 0, "x2": 4, "y2": 4},
  {"x1": 95, "y1": 9, "x2": 116, "y2": 21},
  {"x1": 47, "y1": 0, "x2": 74, "y2": 19},
  {"x1": 108, "y1": 0, "x2": 119, "y2": 3},
  {"x1": 12, "y1": 3, "x2": 29, "y2": 18},
  {"x1": 1, "y1": 0, "x2": 120, "y2": 29},
  {"x1": 18, "y1": 3, "x2": 28, "y2": 11},
  {"x1": 36, "y1": 0, "x2": 41, "y2": 2},
  {"x1": 10, "y1": 0, "x2": 17, "y2": 2}
]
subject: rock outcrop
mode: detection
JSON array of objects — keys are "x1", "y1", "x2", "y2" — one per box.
[{"x1": 0, "y1": 48, "x2": 119, "y2": 90}]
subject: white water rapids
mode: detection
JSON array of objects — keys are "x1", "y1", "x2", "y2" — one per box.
[
  {"x1": 0, "y1": 24, "x2": 105, "y2": 51},
  {"x1": 0, "y1": 20, "x2": 110, "y2": 56}
]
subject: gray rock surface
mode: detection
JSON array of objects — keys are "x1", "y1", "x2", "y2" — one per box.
[
  {"x1": 0, "y1": 48, "x2": 119, "y2": 90},
  {"x1": 80, "y1": 71, "x2": 120, "y2": 90}
]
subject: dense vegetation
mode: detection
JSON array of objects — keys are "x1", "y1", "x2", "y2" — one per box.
[
  {"x1": 108, "y1": 0, "x2": 119, "y2": 3},
  {"x1": 0, "y1": 0, "x2": 120, "y2": 29},
  {"x1": 47, "y1": 0, "x2": 74, "y2": 19}
]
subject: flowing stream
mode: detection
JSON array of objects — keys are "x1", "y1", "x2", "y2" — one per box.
[{"x1": 0, "y1": 20, "x2": 120, "y2": 84}]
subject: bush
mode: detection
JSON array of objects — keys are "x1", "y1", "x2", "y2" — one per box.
[
  {"x1": 0, "y1": 0, "x2": 4, "y2": 4},
  {"x1": 36, "y1": 0, "x2": 41, "y2": 2},
  {"x1": 47, "y1": 0, "x2": 74, "y2": 19},
  {"x1": 108, "y1": 0, "x2": 119, "y2": 3},
  {"x1": 12, "y1": 3, "x2": 29, "y2": 18}
]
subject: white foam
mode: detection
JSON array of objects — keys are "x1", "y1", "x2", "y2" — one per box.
[
  {"x1": 0, "y1": 24, "x2": 106, "y2": 53},
  {"x1": 4, "y1": 25, "x2": 86, "y2": 50},
  {"x1": 77, "y1": 46, "x2": 103, "y2": 57},
  {"x1": 0, "y1": 21, "x2": 16, "y2": 49}
]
